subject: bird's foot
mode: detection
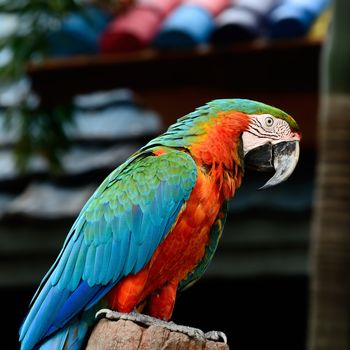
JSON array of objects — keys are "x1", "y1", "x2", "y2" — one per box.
[
  {"x1": 96, "y1": 308, "x2": 227, "y2": 344},
  {"x1": 204, "y1": 330, "x2": 228, "y2": 343}
]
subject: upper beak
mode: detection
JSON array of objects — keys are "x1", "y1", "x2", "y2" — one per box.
[{"x1": 244, "y1": 141, "x2": 300, "y2": 190}]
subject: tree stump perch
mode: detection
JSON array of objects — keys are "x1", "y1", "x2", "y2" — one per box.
[{"x1": 86, "y1": 318, "x2": 229, "y2": 350}]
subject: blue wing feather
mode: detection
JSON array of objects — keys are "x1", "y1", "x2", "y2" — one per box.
[{"x1": 20, "y1": 148, "x2": 197, "y2": 350}]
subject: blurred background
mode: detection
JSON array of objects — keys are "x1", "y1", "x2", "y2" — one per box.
[{"x1": 0, "y1": 0, "x2": 349, "y2": 349}]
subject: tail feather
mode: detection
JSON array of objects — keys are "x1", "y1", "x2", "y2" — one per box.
[
  {"x1": 20, "y1": 286, "x2": 71, "y2": 350},
  {"x1": 36, "y1": 314, "x2": 92, "y2": 350},
  {"x1": 19, "y1": 308, "x2": 96, "y2": 350},
  {"x1": 37, "y1": 328, "x2": 69, "y2": 350},
  {"x1": 19, "y1": 280, "x2": 109, "y2": 350}
]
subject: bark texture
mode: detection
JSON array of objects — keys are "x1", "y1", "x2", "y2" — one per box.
[
  {"x1": 86, "y1": 319, "x2": 229, "y2": 350},
  {"x1": 308, "y1": 1, "x2": 350, "y2": 349},
  {"x1": 308, "y1": 94, "x2": 350, "y2": 350}
]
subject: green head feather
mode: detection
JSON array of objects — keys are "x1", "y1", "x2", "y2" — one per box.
[
  {"x1": 200, "y1": 99, "x2": 300, "y2": 131},
  {"x1": 143, "y1": 98, "x2": 299, "y2": 150}
]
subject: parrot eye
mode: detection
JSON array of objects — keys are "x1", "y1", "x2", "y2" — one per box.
[{"x1": 265, "y1": 116, "x2": 274, "y2": 127}]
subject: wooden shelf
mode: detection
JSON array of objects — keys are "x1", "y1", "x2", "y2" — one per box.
[
  {"x1": 27, "y1": 38, "x2": 322, "y2": 149},
  {"x1": 28, "y1": 37, "x2": 321, "y2": 96}
]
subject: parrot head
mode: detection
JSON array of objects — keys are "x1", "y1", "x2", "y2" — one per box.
[
  {"x1": 144, "y1": 98, "x2": 301, "y2": 190},
  {"x1": 240, "y1": 103, "x2": 301, "y2": 189}
]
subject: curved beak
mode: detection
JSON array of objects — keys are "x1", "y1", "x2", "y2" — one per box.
[{"x1": 244, "y1": 141, "x2": 300, "y2": 190}]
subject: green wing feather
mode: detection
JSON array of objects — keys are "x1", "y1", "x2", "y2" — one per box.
[
  {"x1": 20, "y1": 147, "x2": 198, "y2": 350},
  {"x1": 52, "y1": 147, "x2": 198, "y2": 289}
]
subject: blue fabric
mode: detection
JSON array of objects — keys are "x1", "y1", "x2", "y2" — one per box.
[
  {"x1": 268, "y1": 0, "x2": 330, "y2": 38},
  {"x1": 154, "y1": 4, "x2": 214, "y2": 48},
  {"x1": 212, "y1": 0, "x2": 278, "y2": 43},
  {"x1": 48, "y1": 5, "x2": 111, "y2": 57},
  {"x1": 212, "y1": 7, "x2": 261, "y2": 43}
]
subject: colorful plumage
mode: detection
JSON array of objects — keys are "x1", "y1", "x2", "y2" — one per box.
[{"x1": 19, "y1": 99, "x2": 301, "y2": 350}]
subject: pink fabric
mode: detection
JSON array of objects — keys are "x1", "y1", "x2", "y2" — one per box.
[
  {"x1": 138, "y1": 0, "x2": 182, "y2": 17},
  {"x1": 186, "y1": 0, "x2": 231, "y2": 16},
  {"x1": 100, "y1": 0, "x2": 182, "y2": 53}
]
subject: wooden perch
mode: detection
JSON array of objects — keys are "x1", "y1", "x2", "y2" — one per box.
[{"x1": 86, "y1": 318, "x2": 229, "y2": 350}]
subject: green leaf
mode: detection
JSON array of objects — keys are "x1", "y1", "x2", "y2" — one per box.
[{"x1": 0, "y1": 0, "x2": 87, "y2": 172}]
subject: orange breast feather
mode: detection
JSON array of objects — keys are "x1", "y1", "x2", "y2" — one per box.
[{"x1": 106, "y1": 168, "x2": 223, "y2": 314}]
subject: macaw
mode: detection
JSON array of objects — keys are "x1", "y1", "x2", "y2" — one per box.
[{"x1": 19, "y1": 99, "x2": 301, "y2": 350}]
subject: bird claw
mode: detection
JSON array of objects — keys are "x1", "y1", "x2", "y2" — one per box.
[
  {"x1": 96, "y1": 308, "x2": 227, "y2": 343},
  {"x1": 205, "y1": 330, "x2": 228, "y2": 344},
  {"x1": 95, "y1": 308, "x2": 116, "y2": 320}
]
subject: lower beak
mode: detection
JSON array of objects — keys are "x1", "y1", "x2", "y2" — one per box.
[{"x1": 244, "y1": 141, "x2": 300, "y2": 190}]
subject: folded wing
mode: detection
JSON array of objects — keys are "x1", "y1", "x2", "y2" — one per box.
[{"x1": 19, "y1": 148, "x2": 197, "y2": 350}]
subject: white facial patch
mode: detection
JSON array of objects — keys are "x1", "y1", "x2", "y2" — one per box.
[
  {"x1": 242, "y1": 114, "x2": 300, "y2": 155},
  {"x1": 242, "y1": 131, "x2": 267, "y2": 156}
]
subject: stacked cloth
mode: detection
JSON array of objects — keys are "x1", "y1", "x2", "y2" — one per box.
[{"x1": 44, "y1": 0, "x2": 330, "y2": 55}]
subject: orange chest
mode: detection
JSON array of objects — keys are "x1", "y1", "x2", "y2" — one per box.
[{"x1": 143, "y1": 170, "x2": 223, "y2": 292}]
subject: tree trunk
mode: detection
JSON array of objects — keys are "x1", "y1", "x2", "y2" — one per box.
[
  {"x1": 86, "y1": 319, "x2": 229, "y2": 350},
  {"x1": 308, "y1": 0, "x2": 350, "y2": 349}
]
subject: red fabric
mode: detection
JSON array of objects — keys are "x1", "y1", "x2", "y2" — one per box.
[
  {"x1": 100, "y1": 8, "x2": 159, "y2": 52},
  {"x1": 100, "y1": 0, "x2": 182, "y2": 53}
]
